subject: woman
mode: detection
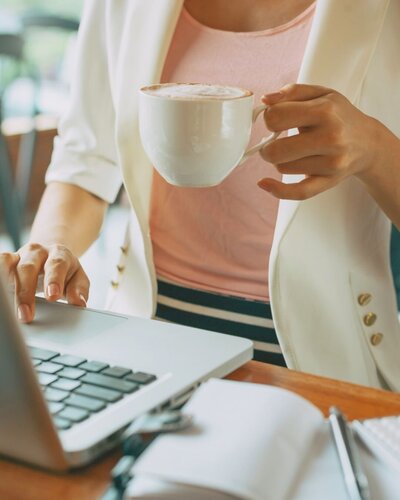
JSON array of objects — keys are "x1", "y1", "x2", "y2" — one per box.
[{"x1": 2, "y1": 0, "x2": 400, "y2": 389}]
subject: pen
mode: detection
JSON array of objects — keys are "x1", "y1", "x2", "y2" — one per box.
[{"x1": 329, "y1": 406, "x2": 370, "y2": 500}]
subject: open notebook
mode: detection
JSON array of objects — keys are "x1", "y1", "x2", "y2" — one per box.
[{"x1": 126, "y1": 379, "x2": 400, "y2": 500}]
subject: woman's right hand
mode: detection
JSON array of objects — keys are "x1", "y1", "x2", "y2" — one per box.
[{"x1": 0, "y1": 242, "x2": 89, "y2": 324}]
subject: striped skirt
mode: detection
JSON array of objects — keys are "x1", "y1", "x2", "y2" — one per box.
[{"x1": 155, "y1": 277, "x2": 286, "y2": 367}]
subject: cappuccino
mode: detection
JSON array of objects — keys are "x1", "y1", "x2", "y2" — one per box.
[
  {"x1": 139, "y1": 82, "x2": 280, "y2": 187},
  {"x1": 142, "y1": 83, "x2": 250, "y2": 100}
]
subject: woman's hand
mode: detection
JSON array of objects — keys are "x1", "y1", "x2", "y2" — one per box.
[
  {"x1": 258, "y1": 83, "x2": 388, "y2": 200},
  {"x1": 0, "y1": 243, "x2": 89, "y2": 324}
]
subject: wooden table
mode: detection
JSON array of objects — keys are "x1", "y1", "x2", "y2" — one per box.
[{"x1": 2, "y1": 361, "x2": 400, "y2": 500}]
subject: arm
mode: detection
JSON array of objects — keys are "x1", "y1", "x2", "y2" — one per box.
[
  {"x1": 258, "y1": 84, "x2": 400, "y2": 230},
  {"x1": 356, "y1": 121, "x2": 400, "y2": 230},
  {"x1": 30, "y1": 182, "x2": 108, "y2": 257},
  {"x1": 0, "y1": 182, "x2": 107, "y2": 324}
]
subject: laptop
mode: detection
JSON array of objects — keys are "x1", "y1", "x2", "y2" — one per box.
[{"x1": 0, "y1": 272, "x2": 252, "y2": 471}]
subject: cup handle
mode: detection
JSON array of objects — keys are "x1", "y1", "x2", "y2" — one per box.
[{"x1": 238, "y1": 104, "x2": 280, "y2": 166}]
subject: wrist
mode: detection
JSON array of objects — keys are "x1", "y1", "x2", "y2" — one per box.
[
  {"x1": 355, "y1": 117, "x2": 395, "y2": 187},
  {"x1": 28, "y1": 225, "x2": 74, "y2": 252}
]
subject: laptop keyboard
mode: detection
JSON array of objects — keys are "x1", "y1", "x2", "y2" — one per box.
[{"x1": 28, "y1": 346, "x2": 157, "y2": 431}]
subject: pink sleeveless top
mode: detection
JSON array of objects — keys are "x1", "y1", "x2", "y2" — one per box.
[{"x1": 150, "y1": 5, "x2": 315, "y2": 301}]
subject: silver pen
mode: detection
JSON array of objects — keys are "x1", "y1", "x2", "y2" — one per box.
[{"x1": 329, "y1": 406, "x2": 370, "y2": 500}]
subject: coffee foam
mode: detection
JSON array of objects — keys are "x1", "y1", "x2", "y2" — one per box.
[{"x1": 144, "y1": 83, "x2": 250, "y2": 100}]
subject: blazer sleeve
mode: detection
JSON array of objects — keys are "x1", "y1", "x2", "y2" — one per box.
[{"x1": 45, "y1": 0, "x2": 122, "y2": 204}]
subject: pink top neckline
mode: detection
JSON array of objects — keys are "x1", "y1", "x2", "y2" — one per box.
[{"x1": 182, "y1": 2, "x2": 316, "y2": 37}]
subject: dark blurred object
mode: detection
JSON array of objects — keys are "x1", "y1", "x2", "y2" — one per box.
[
  {"x1": 0, "y1": 31, "x2": 26, "y2": 249},
  {"x1": 21, "y1": 13, "x2": 79, "y2": 32},
  {"x1": 391, "y1": 225, "x2": 400, "y2": 310}
]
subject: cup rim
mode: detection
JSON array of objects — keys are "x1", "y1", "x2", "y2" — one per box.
[{"x1": 139, "y1": 82, "x2": 253, "y2": 101}]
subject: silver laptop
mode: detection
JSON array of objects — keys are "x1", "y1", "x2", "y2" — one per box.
[{"x1": 0, "y1": 272, "x2": 252, "y2": 471}]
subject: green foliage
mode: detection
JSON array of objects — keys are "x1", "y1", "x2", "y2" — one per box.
[
  {"x1": 0, "y1": 0, "x2": 83, "y2": 116},
  {"x1": 0, "y1": 0, "x2": 82, "y2": 80}
]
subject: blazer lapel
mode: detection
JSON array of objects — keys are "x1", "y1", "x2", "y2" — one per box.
[
  {"x1": 298, "y1": 0, "x2": 390, "y2": 97},
  {"x1": 273, "y1": 0, "x2": 390, "y2": 245},
  {"x1": 116, "y1": 0, "x2": 184, "y2": 227}
]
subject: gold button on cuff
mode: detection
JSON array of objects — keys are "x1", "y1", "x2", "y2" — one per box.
[
  {"x1": 358, "y1": 293, "x2": 372, "y2": 306},
  {"x1": 120, "y1": 245, "x2": 128, "y2": 255},
  {"x1": 111, "y1": 281, "x2": 119, "y2": 289},
  {"x1": 117, "y1": 265, "x2": 125, "y2": 273},
  {"x1": 363, "y1": 312, "x2": 377, "y2": 327},
  {"x1": 370, "y1": 333, "x2": 383, "y2": 346}
]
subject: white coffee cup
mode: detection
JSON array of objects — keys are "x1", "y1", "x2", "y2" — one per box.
[{"x1": 139, "y1": 83, "x2": 280, "y2": 187}]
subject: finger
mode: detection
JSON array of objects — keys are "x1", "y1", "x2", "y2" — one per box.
[
  {"x1": 262, "y1": 83, "x2": 336, "y2": 105},
  {"x1": 263, "y1": 97, "x2": 337, "y2": 132},
  {"x1": 65, "y1": 267, "x2": 90, "y2": 307},
  {"x1": 0, "y1": 252, "x2": 20, "y2": 280},
  {"x1": 260, "y1": 131, "x2": 331, "y2": 165},
  {"x1": 43, "y1": 245, "x2": 76, "y2": 301},
  {"x1": 15, "y1": 244, "x2": 48, "y2": 323},
  {"x1": 274, "y1": 155, "x2": 337, "y2": 176},
  {"x1": 257, "y1": 175, "x2": 338, "y2": 200},
  {"x1": 0, "y1": 253, "x2": 20, "y2": 294}
]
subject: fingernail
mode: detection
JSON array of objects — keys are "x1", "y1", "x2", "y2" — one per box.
[
  {"x1": 262, "y1": 91, "x2": 284, "y2": 103},
  {"x1": 79, "y1": 293, "x2": 87, "y2": 306},
  {"x1": 257, "y1": 180, "x2": 271, "y2": 192},
  {"x1": 18, "y1": 304, "x2": 31, "y2": 323},
  {"x1": 47, "y1": 283, "x2": 60, "y2": 298}
]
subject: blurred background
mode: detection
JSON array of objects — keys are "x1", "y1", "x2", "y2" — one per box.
[
  {"x1": 1, "y1": 0, "x2": 82, "y2": 120},
  {"x1": 0, "y1": 0, "x2": 128, "y2": 308},
  {"x1": 0, "y1": 0, "x2": 398, "y2": 311},
  {"x1": 0, "y1": 0, "x2": 82, "y2": 233}
]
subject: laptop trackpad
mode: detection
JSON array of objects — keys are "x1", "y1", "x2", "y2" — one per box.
[{"x1": 21, "y1": 299, "x2": 128, "y2": 346}]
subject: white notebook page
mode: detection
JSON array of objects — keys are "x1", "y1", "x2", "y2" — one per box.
[{"x1": 129, "y1": 379, "x2": 324, "y2": 500}]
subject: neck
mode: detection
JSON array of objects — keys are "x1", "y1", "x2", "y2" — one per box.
[{"x1": 184, "y1": 0, "x2": 315, "y2": 32}]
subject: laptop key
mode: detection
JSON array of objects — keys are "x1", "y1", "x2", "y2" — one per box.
[
  {"x1": 125, "y1": 372, "x2": 157, "y2": 385},
  {"x1": 36, "y1": 362, "x2": 64, "y2": 374},
  {"x1": 32, "y1": 359, "x2": 42, "y2": 367},
  {"x1": 75, "y1": 383, "x2": 122, "y2": 403},
  {"x1": 57, "y1": 367, "x2": 85, "y2": 380},
  {"x1": 58, "y1": 406, "x2": 89, "y2": 423},
  {"x1": 81, "y1": 373, "x2": 138, "y2": 393},
  {"x1": 38, "y1": 373, "x2": 58, "y2": 386},
  {"x1": 51, "y1": 354, "x2": 86, "y2": 367},
  {"x1": 28, "y1": 346, "x2": 58, "y2": 361},
  {"x1": 65, "y1": 394, "x2": 106, "y2": 412},
  {"x1": 102, "y1": 366, "x2": 132, "y2": 378},
  {"x1": 48, "y1": 401, "x2": 65, "y2": 414},
  {"x1": 79, "y1": 361, "x2": 109, "y2": 372},
  {"x1": 54, "y1": 417, "x2": 71, "y2": 430},
  {"x1": 45, "y1": 387, "x2": 69, "y2": 402},
  {"x1": 51, "y1": 378, "x2": 81, "y2": 392}
]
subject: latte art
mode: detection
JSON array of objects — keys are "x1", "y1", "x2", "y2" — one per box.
[{"x1": 144, "y1": 83, "x2": 250, "y2": 100}]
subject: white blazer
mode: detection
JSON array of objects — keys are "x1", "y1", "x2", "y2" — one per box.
[{"x1": 46, "y1": 0, "x2": 400, "y2": 390}]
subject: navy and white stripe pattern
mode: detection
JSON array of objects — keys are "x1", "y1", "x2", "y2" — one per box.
[{"x1": 155, "y1": 277, "x2": 286, "y2": 366}]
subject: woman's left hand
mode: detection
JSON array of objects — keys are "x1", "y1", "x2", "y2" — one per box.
[{"x1": 258, "y1": 83, "x2": 384, "y2": 200}]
